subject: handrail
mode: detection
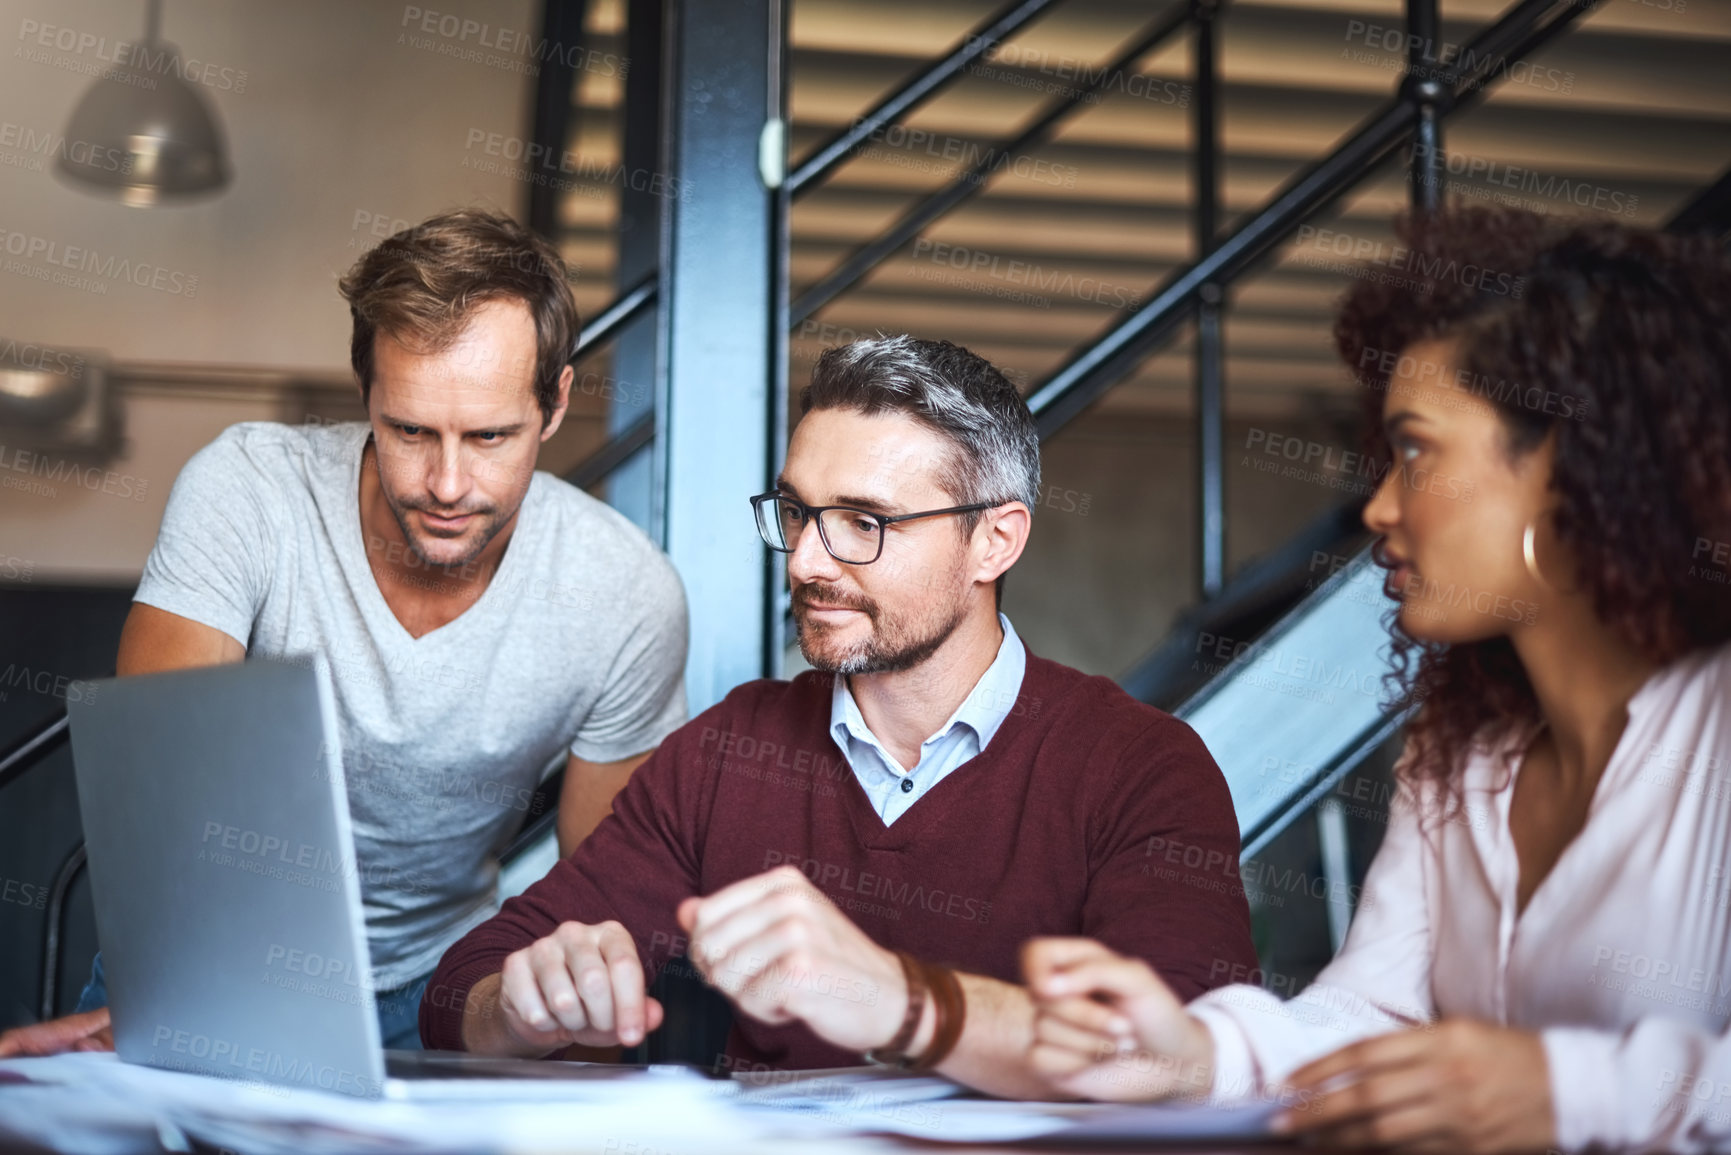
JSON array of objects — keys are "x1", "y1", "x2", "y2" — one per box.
[
  {"x1": 39, "y1": 842, "x2": 86, "y2": 1020},
  {"x1": 1119, "y1": 500, "x2": 1369, "y2": 708},
  {"x1": 1667, "y1": 164, "x2": 1731, "y2": 239},
  {"x1": 0, "y1": 712, "x2": 69, "y2": 793},
  {"x1": 790, "y1": 2, "x2": 1193, "y2": 325},
  {"x1": 785, "y1": 0, "x2": 1064, "y2": 196},
  {"x1": 577, "y1": 273, "x2": 657, "y2": 354},
  {"x1": 1240, "y1": 709, "x2": 1412, "y2": 860},
  {"x1": 563, "y1": 412, "x2": 654, "y2": 490},
  {"x1": 549, "y1": 277, "x2": 659, "y2": 490},
  {"x1": 1026, "y1": 0, "x2": 1595, "y2": 436}
]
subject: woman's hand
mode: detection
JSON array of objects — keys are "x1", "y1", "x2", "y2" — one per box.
[
  {"x1": 1021, "y1": 937, "x2": 1215, "y2": 1102},
  {"x1": 1277, "y1": 1019, "x2": 1556, "y2": 1153}
]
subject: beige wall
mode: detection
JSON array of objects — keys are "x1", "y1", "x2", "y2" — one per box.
[
  {"x1": 1, "y1": 388, "x2": 277, "y2": 583},
  {"x1": 0, "y1": 0, "x2": 541, "y2": 582}
]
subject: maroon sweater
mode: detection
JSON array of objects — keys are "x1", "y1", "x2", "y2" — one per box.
[{"x1": 420, "y1": 653, "x2": 1255, "y2": 1067}]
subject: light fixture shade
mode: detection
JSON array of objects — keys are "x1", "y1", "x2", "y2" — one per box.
[
  {"x1": 55, "y1": 42, "x2": 230, "y2": 206},
  {"x1": 0, "y1": 342, "x2": 112, "y2": 454},
  {"x1": 0, "y1": 363, "x2": 87, "y2": 426}
]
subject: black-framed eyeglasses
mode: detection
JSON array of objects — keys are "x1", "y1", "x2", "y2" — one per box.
[{"x1": 749, "y1": 491, "x2": 995, "y2": 565}]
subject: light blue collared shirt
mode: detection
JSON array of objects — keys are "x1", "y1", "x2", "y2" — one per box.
[{"x1": 829, "y1": 612, "x2": 1027, "y2": 825}]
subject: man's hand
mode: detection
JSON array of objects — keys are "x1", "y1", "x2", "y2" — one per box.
[
  {"x1": 478, "y1": 920, "x2": 664, "y2": 1054},
  {"x1": 677, "y1": 865, "x2": 910, "y2": 1054},
  {"x1": 1022, "y1": 937, "x2": 1214, "y2": 1102},
  {"x1": 0, "y1": 1009, "x2": 114, "y2": 1057},
  {"x1": 1275, "y1": 1020, "x2": 1556, "y2": 1154}
]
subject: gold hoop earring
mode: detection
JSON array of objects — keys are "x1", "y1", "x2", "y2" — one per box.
[{"x1": 1522, "y1": 520, "x2": 1554, "y2": 594}]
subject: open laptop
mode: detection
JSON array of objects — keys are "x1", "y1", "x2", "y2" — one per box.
[{"x1": 64, "y1": 658, "x2": 656, "y2": 1099}]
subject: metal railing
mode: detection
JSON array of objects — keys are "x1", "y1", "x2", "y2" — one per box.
[{"x1": 548, "y1": 0, "x2": 1610, "y2": 654}]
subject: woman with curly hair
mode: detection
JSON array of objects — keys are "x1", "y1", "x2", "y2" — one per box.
[{"x1": 1017, "y1": 206, "x2": 1731, "y2": 1154}]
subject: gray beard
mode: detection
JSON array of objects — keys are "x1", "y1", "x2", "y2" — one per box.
[{"x1": 797, "y1": 599, "x2": 968, "y2": 675}]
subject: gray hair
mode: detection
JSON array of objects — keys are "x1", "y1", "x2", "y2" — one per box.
[{"x1": 799, "y1": 335, "x2": 1042, "y2": 527}]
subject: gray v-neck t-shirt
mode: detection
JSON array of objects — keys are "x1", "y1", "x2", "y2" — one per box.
[{"x1": 135, "y1": 420, "x2": 689, "y2": 987}]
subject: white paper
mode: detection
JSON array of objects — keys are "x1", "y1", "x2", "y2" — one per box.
[
  {"x1": 1, "y1": 1052, "x2": 1281, "y2": 1155},
  {"x1": 0, "y1": 1052, "x2": 752, "y2": 1155}
]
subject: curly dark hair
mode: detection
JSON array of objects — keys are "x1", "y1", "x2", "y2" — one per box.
[{"x1": 1335, "y1": 205, "x2": 1731, "y2": 796}]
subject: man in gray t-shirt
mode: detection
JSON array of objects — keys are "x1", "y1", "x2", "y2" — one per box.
[
  {"x1": 130, "y1": 415, "x2": 687, "y2": 986},
  {"x1": 0, "y1": 209, "x2": 687, "y2": 1057}
]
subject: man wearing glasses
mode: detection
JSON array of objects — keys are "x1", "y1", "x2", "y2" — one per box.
[{"x1": 422, "y1": 336, "x2": 1255, "y2": 1096}]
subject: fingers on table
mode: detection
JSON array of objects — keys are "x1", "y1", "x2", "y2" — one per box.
[
  {"x1": 599, "y1": 926, "x2": 650, "y2": 1044},
  {"x1": 1284, "y1": 1061, "x2": 1437, "y2": 1136}
]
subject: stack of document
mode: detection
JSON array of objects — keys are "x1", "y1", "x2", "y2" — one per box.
[{"x1": 0, "y1": 1053, "x2": 750, "y2": 1155}]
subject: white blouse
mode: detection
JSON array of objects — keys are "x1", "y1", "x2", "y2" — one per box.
[{"x1": 1189, "y1": 641, "x2": 1731, "y2": 1153}]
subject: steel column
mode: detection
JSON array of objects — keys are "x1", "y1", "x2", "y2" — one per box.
[
  {"x1": 603, "y1": 0, "x2": 663, "y2": 531},
  {"x1": 766, "y1": 0, "x2": 793, "y2": 673},
  {"x1": 655, "y1": 0, "x2": 777, "y2": 709},
  {"x1": 1315, "y1": 798, "x2": 1354, "y2": 954},
  {"x1": 1193, "y1": 0, "x2": 1225, "y2": 599},
  {"x1": 527, "y1": 0, "x2": 589, "y2": 238},
  {"x1": 1405, "y1": 0, "x2": 1444, "y2": 213}
]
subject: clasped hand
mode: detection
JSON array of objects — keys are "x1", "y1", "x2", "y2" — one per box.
[{"x1": 1021, "y1": 937, "x2": 1555, "y2": 1154}]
